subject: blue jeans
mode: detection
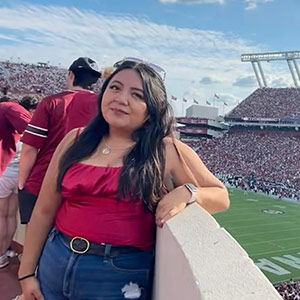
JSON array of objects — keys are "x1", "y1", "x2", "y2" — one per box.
[{"x1": 37, "y1": 229, "x2": 155, "y2": 300}]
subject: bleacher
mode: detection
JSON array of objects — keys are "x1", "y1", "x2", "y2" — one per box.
[
  {"x1": 227, "y1": 87, "x2": 300, "y2": 120},
  {"x1": 183, "y1": 88, "x2": 300, "y2": 200},
  {"x1": 0, "y1": 60, "x2": 102, "y2": 97}
]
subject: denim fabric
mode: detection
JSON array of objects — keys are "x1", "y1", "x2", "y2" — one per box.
[{"x1": 37, "y1": 229, "x2": 155, "y2": 300}]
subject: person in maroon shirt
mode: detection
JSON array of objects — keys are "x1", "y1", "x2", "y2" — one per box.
[
  {"x1": 0, "y1": 99, "x2": 31, "y2": 177},
  {"x1": 18, "y1": 57, "x2": 101, "y2": 224},
  {"x1": 18, "y1": 60, "x2": 229, "y2": 300},
  {"x1": 0, "y1": 96, "x2": 38, "y2": 268}
]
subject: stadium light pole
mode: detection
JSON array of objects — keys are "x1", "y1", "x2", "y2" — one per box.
[
  {"x1": 241, "y1": 50, "x2": 300, "y2": 88},
  {"x1": 293, "y1": 59, "x2": 300, "y2": 82},
  {"x1": 257, "y1": 61, "x2": 267, "y2": 87},
  {"x1": 287, "y1": 59, "x2": 299, "y2": 88},
  {"x1": 251, "y1": 61, "x2": 263, "y2": 88}
]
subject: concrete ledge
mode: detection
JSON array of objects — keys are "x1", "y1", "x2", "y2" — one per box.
[{"x1": 153, "y1": 204, "x2": 282, "y2": 300}]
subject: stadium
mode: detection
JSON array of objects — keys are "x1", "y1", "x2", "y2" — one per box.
[
  {"x1": 177, "y1": 51, "x2": 300, "y2": 299},
  {"x1": 1, "y1": 51, "x2": 300, "y2": 299}
]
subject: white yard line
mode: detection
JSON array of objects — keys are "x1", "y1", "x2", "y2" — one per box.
[
  {"x1": 242, "y1": 236, "x2": 300, "y2": 246},
  {"x1": 219, "y1": 212, "x2": 271, "y2": 218},
  {"x1": 251, "y1": 247, "x2": 300, "y2": 257},
  {"x1": 235, "y1": 227, "x2": 300, "y2": 238},
  {"x1": 226, "y1": 221, "x2": 300, "y2": 230},
  {"x1": 225, "y1": 215, "x2": 299, "y2": 222}
]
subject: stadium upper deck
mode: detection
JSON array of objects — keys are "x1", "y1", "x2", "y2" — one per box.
[{"x1": 227, "y1": 88, "x2": 300, "y2": 121}]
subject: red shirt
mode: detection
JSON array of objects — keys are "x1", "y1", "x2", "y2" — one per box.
[
  {"x1": 21, "y1": 90, "x2": 98, "y2": 195},
  {"x1": 0, "y1": 102, "x2": 31, "y2": 177},
  {"x1": 55, "y1": 163, "x2": 155, "y2": 250}
]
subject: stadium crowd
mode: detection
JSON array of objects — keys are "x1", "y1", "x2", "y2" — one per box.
[
  {"x1": 0, "y1": 61, "x2": 66, "y2": 96},
  {"x1": 0, "y1": 60, "x2": 103, "y2": 97},
  {"x1": 275, "y1": 279, "x2": 300, "y2": 300},
  {"x1": 185, "y1": 128, "x2": 300, "y2": 200},
  {"x1": 228, "y1": 88, "x2": 300, "y2": 120}
]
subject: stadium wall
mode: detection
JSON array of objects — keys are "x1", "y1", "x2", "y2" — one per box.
[{"x1": 186, "y1": 105, "x2": 218, "y2": 120}]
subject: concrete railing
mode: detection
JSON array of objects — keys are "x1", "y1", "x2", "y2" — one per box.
[
  {"x1": 14, "y1": 204, "x2": 282, "y2": 299},
  {"x1": 153, "y1": 203, "x2": 282, "y2": 300}
]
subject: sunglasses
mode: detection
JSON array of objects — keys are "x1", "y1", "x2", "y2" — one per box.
[{"x1": 113, "y1": 57, "x2": 166, "y2": 81}]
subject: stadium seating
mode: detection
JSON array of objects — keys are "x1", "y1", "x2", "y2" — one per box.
[
  {"x1": 185, "y1": 128, "x2": 300, "y2": 200},
  {"x1": 0, "y1": 61, "x2": 102, "y2": 96},
  {"x1": 275, "y1": 279, "x2": 300, "y2": 300},
  {"x1": 228, "y1": 88, "x2": 300, "y2": 120}
]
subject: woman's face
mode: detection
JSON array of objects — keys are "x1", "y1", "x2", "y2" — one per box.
[{"x1": 101, "y1": 69, "x2": 148, "y2": 133}]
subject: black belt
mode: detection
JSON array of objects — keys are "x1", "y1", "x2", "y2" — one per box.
[{"x1": 58, "y1": 232, "x2": 140, "y2": 257}]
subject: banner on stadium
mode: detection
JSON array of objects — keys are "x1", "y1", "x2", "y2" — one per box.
[
  {"x1": 177, "y1": 118, "x2": 208, "y2": 125},
  {"x1": 242, "y1": 117, "x2": 280, "y2": 122}
]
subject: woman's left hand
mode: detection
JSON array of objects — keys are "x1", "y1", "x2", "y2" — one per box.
[{"x1": 155, "y1": 185, "x2": 192, "y2": 228}]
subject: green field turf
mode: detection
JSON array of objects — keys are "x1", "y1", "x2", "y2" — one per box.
[{"x1": 213, "y1": 188, "x2": 300, "y2": 284}]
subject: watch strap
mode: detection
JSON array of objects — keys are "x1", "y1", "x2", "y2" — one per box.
[{"x1": 184, "y1": 183, "x2": 197, "y2": 204}]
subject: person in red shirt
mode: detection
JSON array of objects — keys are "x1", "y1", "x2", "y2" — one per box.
[
  {"x1": 0, "y1": 98, "x2": 31, "y2": 177},
  {"x1": 0, "y1": 96, "x2": 38, "y2": 268},
  {"x1": 18, "y1": 57, "x2": 101, "y2": 224},
  {"x1": 18, "y1": 60, "x2": 229, "y2": 300}
]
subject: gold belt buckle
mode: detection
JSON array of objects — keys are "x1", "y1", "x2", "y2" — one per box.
[{"x1": 70, "y1": 236, "x2": 90, "y2": 254}]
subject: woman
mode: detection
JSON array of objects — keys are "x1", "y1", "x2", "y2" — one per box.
[{"x1": 18, "y1": 60, "x2": 229, "y2": 300}]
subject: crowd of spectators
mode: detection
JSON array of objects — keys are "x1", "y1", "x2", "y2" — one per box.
[
  {"x1": 275, "y1": 279, "x2": 300, "y2": 300},
  {"x1": 0, "y1": 60, "x2": 102, "y2": 97},
  {"x1": 184, "y1": 128, "x2": 300, "y2": 200},
  {"x1": 227, "y1": 88, "x2": 300, "y2": 120},
  {"x1": 0, "y1": 61, "x2": 67, "y2": 96}
]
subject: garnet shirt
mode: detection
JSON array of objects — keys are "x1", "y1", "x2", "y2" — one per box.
[
  {"x1": 0, "y1": 102, "x2": 31, "y2": 177},
  {"x1": 21, "y1": 90, "x2": 98, "y2": 195},
  {"x1": 55, "y1": 163, "x2": 155, "y2": 250}
]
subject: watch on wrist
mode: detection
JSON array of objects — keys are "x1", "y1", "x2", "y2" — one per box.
[{"x1": 184, "y1": 183, "x2": 197, "y2": 204}]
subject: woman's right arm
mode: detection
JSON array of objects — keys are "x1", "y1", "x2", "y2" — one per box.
[{"x1": 18, "y1": 129, "x2": 78, "y2": 299}]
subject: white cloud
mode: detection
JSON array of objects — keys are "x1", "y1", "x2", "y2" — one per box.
[
  {"x1": 243, "y1": 0, "x2": 275, "y2": 10},
  {"x1": 199, "y1": 76, "x2": 221, "y2": 84},
  {"x1": 0, "y1": 5, "x2": 259, "y2": 66},
  {"x1": 233, "y1": 75, "x2": 257, "y2": 87},
  {"x1": 159, "y1": 0, "x2": 276, "y2": 9},
  {"x1": 0, "y1": 33, "x2": 20, "y2": 42},
  {"x1": 0, "y1": 4, "x2": 284, "y2": 116},
  {"x1": 233, "y1": 73, "x2": 293, "y2": 88},
  {"x1": 159, "y1": 0, "x2": 224, "y2": 3},
  {"x1": 271, "y1": 77, "x2": 291, "y2": 87}
]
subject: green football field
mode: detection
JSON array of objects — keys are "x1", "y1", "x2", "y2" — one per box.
[{"x1": 213, "y1": 188, "x2": 300, "y2": 284}]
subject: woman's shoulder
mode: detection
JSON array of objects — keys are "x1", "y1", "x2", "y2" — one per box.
[
  {"x1": 163, "y1": 137, "x2": 187, "y2": 168},
  {"x1": 163, "y1": 137, "x2": 202, "y2": 173},
  {"x1": 163, "y1": 137, "x2": 196, "y2": 156}
]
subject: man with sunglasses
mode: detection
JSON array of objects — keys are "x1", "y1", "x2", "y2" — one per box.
[{"x1": 18, "y1": 57, "x2": 102, "y2": 225}]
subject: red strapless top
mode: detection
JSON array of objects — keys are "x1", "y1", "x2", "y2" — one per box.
[{"x1": 54, "y1": 163, "x2": 155, "y2": 250}]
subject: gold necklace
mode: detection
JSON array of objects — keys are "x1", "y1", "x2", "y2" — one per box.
[{"x1": 102, "y1": 138, "x2": 135, "y2": 155}]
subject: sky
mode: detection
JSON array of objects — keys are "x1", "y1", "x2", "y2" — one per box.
[{"x1": 0, "y1": 0, "x2": 299, "y2": 116}]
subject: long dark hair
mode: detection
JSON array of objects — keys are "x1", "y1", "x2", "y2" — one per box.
[{"x1": 57, "y1": 61, "x2": 175, "y2": 212}]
